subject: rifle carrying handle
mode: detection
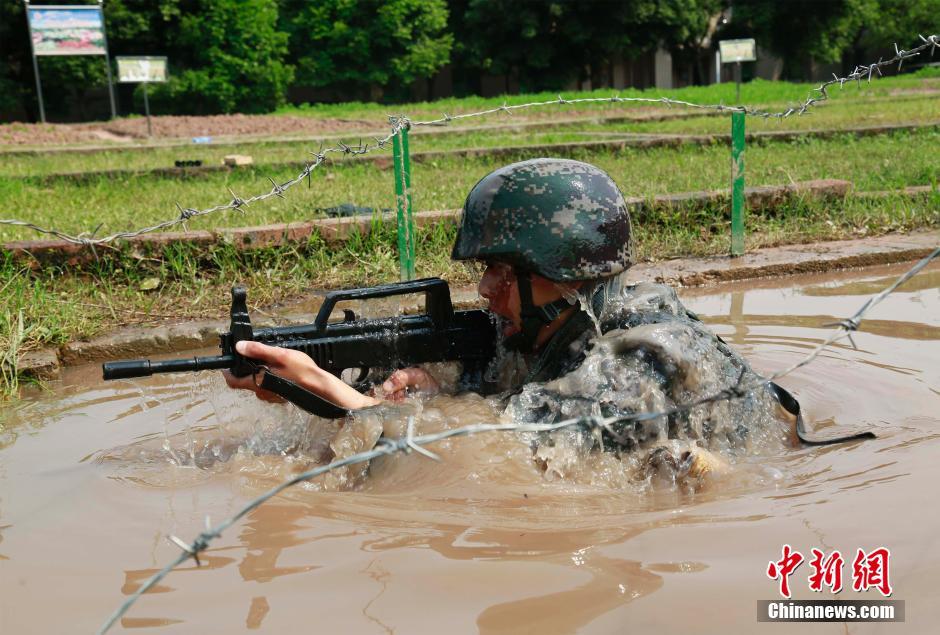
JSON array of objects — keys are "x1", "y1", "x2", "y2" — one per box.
[{"x1": 314, "y1": 277, "x2": 454, "y2": 331}]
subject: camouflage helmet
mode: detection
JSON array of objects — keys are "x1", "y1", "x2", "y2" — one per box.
[{"x1": 451, "y1": 158, "x2": 634, "y2": 281}]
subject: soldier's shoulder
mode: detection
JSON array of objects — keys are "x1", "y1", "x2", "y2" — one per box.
[{"x1": 596, "y1": 279, "x2": 690, "y2": 325}]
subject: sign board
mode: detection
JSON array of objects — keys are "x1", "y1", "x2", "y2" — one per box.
[
  {"x1": 116, "y1": 57, "x2": 168, "y2": 83},
  {"x1": 719, "y1": 39, "x2": 757, "y2": 64},
  {"x1": 26, "y1": 5, "x2": 106, "y2": 56}
]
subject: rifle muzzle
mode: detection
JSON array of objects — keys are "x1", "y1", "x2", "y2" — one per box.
[{"x1": 102, "y1": 355, "x2": 235, "y2": 380}]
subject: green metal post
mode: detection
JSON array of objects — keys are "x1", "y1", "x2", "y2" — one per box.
[
  {"x1": 730, "y1": 111, "x2": 746, "y2": 257},
  {"x1": 392, "y1": 124, "x2": 416, "y2": 280}
]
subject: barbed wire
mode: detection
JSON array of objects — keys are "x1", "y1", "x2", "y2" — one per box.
[
  {"x1": 98, "y1": 245, "x2": 939, "y2": 634},
  {"x1": 406, "y1": 34, "x2": 939, "y2": 127},
  {"x1": 0, "y1": 122, "x2": 408, "y2": 247},
  {"x1": 2, "y1": 33, "x2": 936, "y2": 249}
]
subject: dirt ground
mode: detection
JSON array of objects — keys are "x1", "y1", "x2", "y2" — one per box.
[
  {"x1": 0, "y1": 105, "x2": 690, "y2": 147},
  {"x1": 0, "y1": 113, "x2": 379, "y2": 146}
]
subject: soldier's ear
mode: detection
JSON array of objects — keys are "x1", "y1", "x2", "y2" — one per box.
[{"x1": 549, "y1": 279, "x2": 583, "y2": 298}]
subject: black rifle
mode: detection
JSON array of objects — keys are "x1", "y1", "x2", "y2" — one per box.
[{"x1": 102, "y1": 277, "x2": 496, "y2": 418}]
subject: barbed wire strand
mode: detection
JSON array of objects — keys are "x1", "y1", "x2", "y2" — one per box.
[
  {"x1": 3, "y1": 34, "x2": 937, "y2": 248},
  {"x1": 408, "y1": 34, "x2": 940, "y2": 127},
  {"x1": 98, "y1": 245, "x2": 939, "y2": 635},
  {"x1": 0, "y1": 124, "x2": 407, "y2": 248}
]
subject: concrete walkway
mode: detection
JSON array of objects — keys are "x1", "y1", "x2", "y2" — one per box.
[{"x1": 629, "y1": 230, "x2": 939, "y2": 287}]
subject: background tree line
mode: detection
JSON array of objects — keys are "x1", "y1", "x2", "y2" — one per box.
[{"x1": 0, "y1": 0, "x2": 937, "y2": 121}]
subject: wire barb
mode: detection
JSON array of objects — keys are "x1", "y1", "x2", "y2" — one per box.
[
  {"x1": 267, "y1": 177, "x2": 286, "y2": 199},
  {"x1": 166, "y1": 534, "x2": 202, "y2": 567},
  {"x1": 405, "y1": 417, "x2": 442, "y2": 461}
]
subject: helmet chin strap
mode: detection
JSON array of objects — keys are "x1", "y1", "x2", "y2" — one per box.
[{"x1": 503, "y1": 270, "x2": 576, "y2": 352}]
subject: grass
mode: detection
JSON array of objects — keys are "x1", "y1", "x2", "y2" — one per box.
[
  {"x1": 1, "y1": 128, "x2": 937, "y2": 243},
  {"x1": 1, "y1": 74, "x2": 939, "y2": 399},
  {"x1": 1, "y1": 83, "x2": 937, "y2": 178},
  {"x1": 272, "y1": 74, "x2": 938, "y2": 120}
]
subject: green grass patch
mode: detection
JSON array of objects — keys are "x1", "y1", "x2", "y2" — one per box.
[
  {"x1": 1, "y1": 128, "x2": 937, "y2": 243},
  {"x1": 1, "y1": 77, "x2": 936, "y2": 178},
  {"x1": 274, "y1": 75, "x2": 937, "y2": 120}
]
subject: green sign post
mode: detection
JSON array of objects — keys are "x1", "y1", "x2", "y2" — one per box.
[
  {"x1": 730, "y1": 111, "x2": 746, "y2": 256},
  {"x1": 392, "y1": 124, "x2": 416, "y2": 281}
]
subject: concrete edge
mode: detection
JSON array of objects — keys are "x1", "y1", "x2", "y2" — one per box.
[{"x1": 651, "y1": 247, "x2": 936, "y2": 287}]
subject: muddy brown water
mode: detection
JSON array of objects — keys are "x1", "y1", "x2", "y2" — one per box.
[{"x1": 1, "y1": 262, "x2": 938, "y2": 634}]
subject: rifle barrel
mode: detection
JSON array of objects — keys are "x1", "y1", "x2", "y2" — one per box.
[{"x1": 102, "y1": 355, "x2": 235, "y2": 380}]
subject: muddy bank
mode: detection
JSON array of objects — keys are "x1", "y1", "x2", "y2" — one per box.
[{"x1": 19, "y1": 230, "x2": 938, "y2": 378}]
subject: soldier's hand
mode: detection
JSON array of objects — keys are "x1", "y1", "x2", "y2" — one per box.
[
  {"x1": 380, "y1": 368, "x2": 440, "y2": 402},
  {"x1": 224, "y1": 340, "x2": 378, "y2": 410}
]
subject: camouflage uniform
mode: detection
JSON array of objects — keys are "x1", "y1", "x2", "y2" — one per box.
[
  {"x1": 453, "y1": 158, "x2": 782, "y2": 454},
  {"x1": 503, "y1": 275, "x2": 781, "y2": 453}
]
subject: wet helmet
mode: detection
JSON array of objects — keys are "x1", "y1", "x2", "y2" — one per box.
[{"x1": 451, "y1": 158, "x2": 634, "y2": 281}]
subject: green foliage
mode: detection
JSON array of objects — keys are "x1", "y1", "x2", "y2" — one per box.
[
  {"x1": 0, "y1": 0, "x2": 176, "y2": 119},
  {"x1": 727, "y1": 0, "x2": 940, "y2": 79},
  {"x1": 281, "y1": 0, "x2": 452, "y2": 98},
  {"x1": 0, "y1": 71, "x2": 26, "y2": 116},
  {"x1": 912, "y1": 64, "x2": 940, "y2": 78},
  {"x1": 455, "y1": 0, "x2": 724, "y2": 91},
  {"x1": 147, "y1": 0, "x2": 294, "y2": 114},
  {"x1": 727, "y1": 0, "x2": 870, "y2": 75},
  {"x1": 860, "y1": 0, "x2": 940, "y2": 51},
  {"x1": 0, "y1": 0, "x2": 293, "y2": 119},
  {"x1": 1, "y1": 0, "x2": 936, "y2": 119}
]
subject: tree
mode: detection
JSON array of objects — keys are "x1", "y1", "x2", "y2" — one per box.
[
  {"x1": 0, "y1": 0, "x2": 294, "y2": 119},
  {"x1": 649, "y1": 0, "x2": 727, "y2": 85},
  {"x1": 281, "y1": 0, "x2": 452, "y2": 101},
  {"x1": 727, "y1": 0, "x2": 940, "y2": 79},
  {"x1": 0, "y1": 0, "x2": 39, "y2": 119},
  {"x1": 454, "y1": 0, "x2": 725, "y2": 92},
  {"x1": 728, "y1": 0, "x2": 869, "y2": 78},
  {"x1": 147, "y1": 0, "x2": 294, "y2": 114},
  {"x1": 860, "y1": 0, "x2": 940, "y2": 52}
]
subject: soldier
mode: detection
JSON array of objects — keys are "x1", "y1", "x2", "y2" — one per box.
[{"x1": 226, "y1": 158, "x2": 786, "y2": 478}]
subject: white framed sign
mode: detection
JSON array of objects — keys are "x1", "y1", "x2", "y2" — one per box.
[
  {"x1": 720, "y1": 39, "x2": 757, "y2": 64},
  {"x1": 27, "y1": 5, "x2": 106, "y2": 56},
  {"x1": 116, "y1": 56, "x2": 168, "y2": 83}
]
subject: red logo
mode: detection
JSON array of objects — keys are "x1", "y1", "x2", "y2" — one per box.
[
  {"x1": 767, "y1": 546, "x2": 892, "y2": 597},
  {"x1": 767, "y1": 544, "x2": 804, "y2": 598},
  {"x1": 808, "y1": 548, "x2": 844, "y2": 593},
  {"x1": 852, "y1": 548, "x2": 892, "y2": 596}
]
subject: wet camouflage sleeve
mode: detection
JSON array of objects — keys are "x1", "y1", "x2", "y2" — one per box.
[{"x1": 503, "y1": 282, "x2": 784, "y2": 455}]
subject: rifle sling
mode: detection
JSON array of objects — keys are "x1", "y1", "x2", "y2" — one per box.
[
  {"x1": 259, "y1": 370, "x2": 350, "y2": 419},
  {"x1": 770, "y1": 382, "x2": 876, "y2": 445}
]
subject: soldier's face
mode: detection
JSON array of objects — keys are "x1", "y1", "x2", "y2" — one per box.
[{"x1": 478, "y1": 262, "x2": 522, "y2": 337}]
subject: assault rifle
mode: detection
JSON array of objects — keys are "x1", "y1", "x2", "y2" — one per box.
[{"x1": 102, "y1": 278, "x2": 496, "y2": 418}]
